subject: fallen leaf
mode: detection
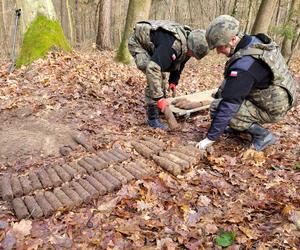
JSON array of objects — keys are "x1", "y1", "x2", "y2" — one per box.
[{"x1": 12, "y1": 219, "x2": 32, "y2": 241}]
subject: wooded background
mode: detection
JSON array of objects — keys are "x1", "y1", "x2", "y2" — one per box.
[{"x1": 0, "y1": 0, "x2": 299, "y2": 59}]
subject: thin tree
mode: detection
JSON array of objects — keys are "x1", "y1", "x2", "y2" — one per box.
[
  {"x1": 15, "y1": 0, "x2": 71, "y2": 67},
  {"x1": 116, "y1": 0, "x2": 152, "y2": 64},
  {"x1": 251, "y1": 0, "x2": 278, "y2": 34},
  {"x1": 96, "y1": 0, "x2": 112, "y2": 50}
]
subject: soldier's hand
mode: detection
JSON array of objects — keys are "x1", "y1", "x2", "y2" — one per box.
[
  {"x1": 196, "y1": 137, "x2": 215, "y2": 150},
  {"x1": 169, "y1": 83, "x2": 176, "y2": 97},
  {"x1": 157, "y1": 98, "x2": 167, "y2": 112}
]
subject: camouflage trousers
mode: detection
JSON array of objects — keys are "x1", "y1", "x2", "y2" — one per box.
[
  {"x1": 210, "y1": 85, "x2": 290, "y2": 131},
  {"x1": 128, "y1": 35, "x2": 167, "y2": 105}
]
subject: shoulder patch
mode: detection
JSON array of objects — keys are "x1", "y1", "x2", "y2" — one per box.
[{"x1": 229, "y1": 71, "x2": 238, "y2": 77}]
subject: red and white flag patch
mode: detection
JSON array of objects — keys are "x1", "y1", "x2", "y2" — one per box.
[{"x1": 229, "y1": 71, "x2": 238, "y2": 77}]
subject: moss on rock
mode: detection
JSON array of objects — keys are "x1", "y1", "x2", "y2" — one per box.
[{"x1": 16, "y1": 15, "x2": 71, "y2": 67}]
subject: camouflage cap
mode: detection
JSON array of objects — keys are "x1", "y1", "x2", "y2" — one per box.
[
  {"x1": 187, "y1": 29, "x2": 209, "y2": 59},
  {"x1": 206, "y1": 15, "x2": 240, "y2": 50}
]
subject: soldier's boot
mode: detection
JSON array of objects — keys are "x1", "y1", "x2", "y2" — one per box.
[
  {"x1": 147, "y1": 104, "x2": 168, "y2": 130},
  {"x1": 246, "y1": 123, "x2": 276, "y2": 151},
  {"x1": 224, "y1": 126, "x2": 238, "y2": 134}
]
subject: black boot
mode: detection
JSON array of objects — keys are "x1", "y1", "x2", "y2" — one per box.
[
  {"x1": 246, "y1": 123, "x2": 276, "y2": 151},
  {"x1": 147, "y1": 104, "x2": 168, "y2": 130}
]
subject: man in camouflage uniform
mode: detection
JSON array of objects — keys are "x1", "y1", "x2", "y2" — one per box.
[
  {"x1": 128, "y1": 20, "x2": 208, "y2": 129},
  {"x1": 196, "y1": 15, "x2": 297, "y2": 151}
]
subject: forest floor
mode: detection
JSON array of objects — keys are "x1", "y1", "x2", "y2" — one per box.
[{"x1": 0, "y1": 50, "x2": 299, "y2": 249}]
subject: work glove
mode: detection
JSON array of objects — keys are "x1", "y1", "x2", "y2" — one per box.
[
  {"x1": 195, "y1": 137, "x2": 215, "y2": 150},
  {"x1": 157, "y1": 98, "x2": 167, "y2": 112},
  {"x1": 169, "y1": 83, "x2": 177, "y2": 97}
]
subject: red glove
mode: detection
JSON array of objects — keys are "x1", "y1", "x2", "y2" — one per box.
[
  {"x1": 157, "y1": 98, "x2": 167, "y2": 112},
  {"x1": 169, "y1": 83, "x2": 176, "y2": 97}
]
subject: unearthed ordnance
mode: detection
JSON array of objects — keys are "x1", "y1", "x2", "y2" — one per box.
[
  {"x1": 135, "y1": 160, "x2": 155, "y2": 175},
  {"x1": 34, "y1": 191, "x2": 54, "y2": 217},
  {"x1": 24, "y1": 195, "x2": 43, "y2": 219},
  {"x1": 70, "y1": 181, "x2": 92, "y2": 202},
  {"x1": 159, "y1": 152, "x2": 189, "y2": 169},
  {"x1": 97, "y1": 152, "x2": 113, "y2": 163},
  {"x1": 19, "y1": 175, "x2": 33, "y2": 195},
  {"x1": 142, "y1": 136, "x2": 165, "y2": 149},
  {"x1": 62, "y1": 164, "x2": 77, "y2": 177},
  {"x1": 1, "y1": 175, "x2": 13, "y2": 201},
  {"x1": 152, "y1": 155, "x2": 182, "y2": 176},
  {"x1": 71, "y1": 133, "x2": 96, "y2": 153},
  {"x1": 178, "y1": 145, "x2": 206, "y2": 159},
  {"x1": 37, "y1": 168, "x2": 52, "y2": 188},
  {"x1": 44, "y1": 191, "x2": 63, "y2": 210},
  {"x1": 124, "y1": 163, "x2": 144, "y2": 179},
  {"x1": 131, "y1": 141, "x2": 154, "y2": 159},
  {"x1": 78, "y1": 159, "x2": 94, "y2": 174},
  {"x1": 85, "y1": 176, "x2": 107, "y2": 195},
  {"x1": 11, "y1": 175, "x2": 23, "y2": 197},
  {"x1": 28, "y1": 172, "x2": 43, "y2": 190},
  {"x1": 68, "y1": 161, "x2": 87, "y2": 175},
  {"x1": 113, "y1": 165, "x2": 135, "y2": 181},
  {"x1": 12, "y1": 198, "x2": 30, "y2": 219},
  {"x1": 105, "y1": 167, "x2": 128, "y2": 184},
  {"x1": 53, "y1": 165, "x2": 72, "y2": 182},
  {"x1": 92, "y1": 172, "x2": 116, "y2": 192},
  {"x1": 84, "y1": 157, "x2": 107, "y2": 171},
  {"x1": 61, "y1": 184, "x2": 83, "y2": 206},
  {"x1": 109, "y1": 150, "x2": 127, "y2": 161},
  {"x1": 46, "y1": 167, "x2": 63, "y2": 187},
  {"x1": 114, "y1": 148, "x2": 130, "y2": 160},
  {"x1": 168, "y1": 150, "x2": 196, "y2": 165},
  {"x1": 54, "y1": 188, "x2": 74, "y2": 208},
  {"x1": 78, "y1": 178, "x2": 99, "y2": 198},
  {"x1": 99, "y1": 171, "x2": 121, "y2": 190},
  {"x1": 102, "y1": 151, "x2": 120, "y2": 162},
  {"x1": 163, "y1": 105, "x2": 180, "y2": 130},
  {"x1": 139, "y1": 140, "x2": 162, "y2": 153}
]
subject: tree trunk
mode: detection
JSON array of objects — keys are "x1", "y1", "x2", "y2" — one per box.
[
  {"x1": 281, "y1": 0, "x2": 300, "y2": 59},
  {"x1": 74, "y1": 0, "x2": 80, "y2": 45},
  {"x1": 15, "y1": 0, "x2": 71, "y2": 67},
  {"x1": 251, "y1": 0, "x2": 278, "y2": 34},
  {"x1": 244, "y1": 0, "x2": 254, "y2": 33},
  {"x1": 116, "y1": 0, "x2": 152, "y2": 64},
  {"x1": 96, "y1": 0, "x2": 112, "y2": 50},
  {"x1": 66, "y1": 0, "x2": 74, "y2": 43}
]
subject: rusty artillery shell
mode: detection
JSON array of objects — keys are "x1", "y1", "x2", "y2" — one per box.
[
  {"x1": 28, "y1": 172, "x2": 43, "y2": 190},
  {"x1": 37, "y1": 168, "x2": 52, "y2": 188},
  {"x1": 159, "y1": 152, "x2": 189, "y2": 170},
  {"x1": 124, "y1": 163, "x2": 144, "y2": 179},
  {"x1": 24, "y1": 195, "x2": 43, "y2": 219},
  {"x1": 77, "y1": 159, "x2": 95, "y2": 174},
  {"x1": 70, "y1": 181, "x2": 91, "y2": 203},
  {"x1": 99, "y1": 170, "x2": 121, "y2": 189},
  {"x1": 19, "y1": 175, "x2": 33, "y2": 195},
  {"x1": 113, "y1": 165, "x2": 135, "y2": 181},
  {"x1": 92, "y1": 172, "x2": 116, "y2": 192},
  {"x1": 152, "y1": 155, "x2": 182, "y2": 176},
  {"x1": 53, "y1": 188, "x2": 74, "y2": 208},
  {"x1": 62, "y1": 164, "x2": 77, "y2": 178},
  {"x1": 139, "y1": 140, "x2": 162, "y2": 153},
  {"x1": 102, "y1": 151, "x2": 120, "y2": 162},
  {"x1": 163, "y1": 106, "x2": 180, "y2": 130},
  {"x1": 178, "y1": 145, "x2": 205, "y2": 159},
  {"x1": 85, "y1": 176, "x2": 107, "y2": 195},
  {"x1": 34, "y1": 191, "x2": 54, "y2": 217},
  {"x1": 105, "y1": 167, "x2": 128, "y2": 184},
  {"x1": 53, "y1": 165, "x2": 72, "y2": 182},
  {"x1": 142, "y1": 136, "x2": 165, "y2": 149},
  {"x1": 61, "y1": 184, "x2": 83, "y2": 206},
  {"x1": 114, "y1": 148, "x2": 131, "y2": 160},
  {"x1": 68, "y1": 161, "x2": 87, "y2": 175},
  {"x1": 78, "y1": 178, "x2": 99, "y2": 198},
  {"x1": 84, "y1": 157, "x2": 107, "y2": 171},
  {"x1": 46, "y1": 167, "x2": 63, "y2": 187},
  {"x1": 12, "y1": 198, "x2": 30, "y2": 219},
  {"x1": 97, "y1": 152, "x2": 113, "y2": 163},
  {"x1": 11, "y1": 175, "x2": 23, "y2": 197},
  {"x1": 1, "y1": 175, "x2": 13, "y2": 201},
  {"x1": 71, "y1": 133, "x2": 96, "y2": 153},
  {"x1": 109, "y1": 150, "x2": 127, "y2": 161},
  {"x1": 44, "y1": 191, "x2": 63, "y2": 210},
  {"x1": 135, "y1": 160, "x2": 154, "y2": 175},
  {"x1": 168, "y1": 150, "x2": 195, "y2": 165},
  {"x1": 131, "y1": 141, "x2": 154, "y2": 159}
]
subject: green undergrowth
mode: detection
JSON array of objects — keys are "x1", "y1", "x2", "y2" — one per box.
[{"x1": 16, "y1": 15, "x2": 71, "y2": 67}]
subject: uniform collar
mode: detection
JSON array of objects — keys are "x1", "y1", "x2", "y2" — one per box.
[{"x1": 234, "y1": 34, "x2": 252, "y2": 53}]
